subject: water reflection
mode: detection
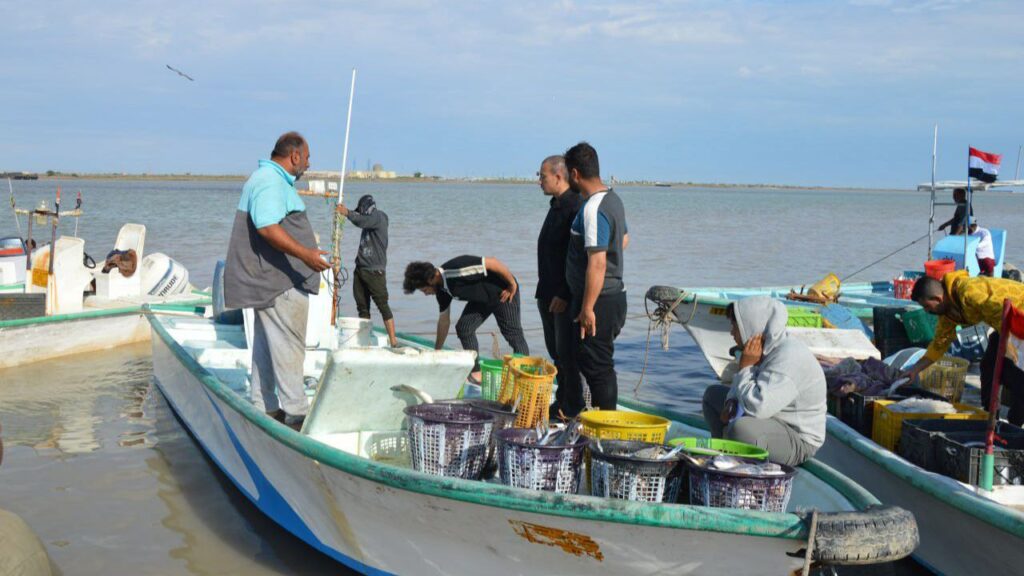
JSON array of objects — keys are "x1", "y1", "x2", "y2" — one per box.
[{"x1": 0, "y1": 345, "x2": 347, "y2": 575}]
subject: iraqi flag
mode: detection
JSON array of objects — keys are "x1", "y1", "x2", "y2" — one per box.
[{"x1": 969, "y1": 147, "x2": 1002, "y2": 183}]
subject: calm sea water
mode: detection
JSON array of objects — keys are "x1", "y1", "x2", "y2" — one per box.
[{"x1": 3, "y1": 178, "x2": 1021, "y2": 574}]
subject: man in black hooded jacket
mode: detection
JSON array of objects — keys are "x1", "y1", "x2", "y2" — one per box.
[{"x1": 338, "y1": 194, "x2": 397, "y2": 346}]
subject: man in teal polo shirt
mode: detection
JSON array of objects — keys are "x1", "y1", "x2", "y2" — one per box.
[{"x1": 224, "y1": 132, "x2": 330, "y2": 430}]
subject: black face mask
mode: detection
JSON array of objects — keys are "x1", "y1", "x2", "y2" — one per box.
[{"x1": 356, "y1": 194, "x2": 376, "y2": 215}]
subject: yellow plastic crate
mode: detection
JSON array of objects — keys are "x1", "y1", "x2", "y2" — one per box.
[
  {"x1": 917, "y1": 356, "x2": 970, "y2": 403},
  {"x1": 579, "y1": 411, "x2": 670, "y2": 443},
  {"x1": 494, "y1": 356, "x2": 556, "y2": 429},
  {"x1": 871, "y1": 400, "x2": 987, "y2": 452}
]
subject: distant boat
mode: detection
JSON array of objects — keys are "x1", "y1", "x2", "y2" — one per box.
[
  {"x1": 0, "y1": 223, "x2": 209, "y2": 368},
  {"x1": 654, "y1": 182, "x2": 672, "y2": 187}
]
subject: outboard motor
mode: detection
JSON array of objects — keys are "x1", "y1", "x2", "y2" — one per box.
[
  {"x1": 139, "y1": 253, "x2": 191, "y2": 297},
  {"x1": 0, "y1": 236, "x2": 27, "y2": 286}
]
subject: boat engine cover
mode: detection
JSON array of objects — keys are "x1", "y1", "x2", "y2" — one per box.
[{"x1": 140, "y1": 252, "x2": 191, "y2": 297}]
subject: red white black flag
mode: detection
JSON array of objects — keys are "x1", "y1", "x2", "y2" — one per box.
[{"x1": 969, "y1": 147, "x2": 1002, "y2": 183}]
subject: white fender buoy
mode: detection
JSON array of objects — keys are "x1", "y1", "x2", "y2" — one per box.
[{"x1": 0, "y1": 508, "x2": 52, "y2": 576}]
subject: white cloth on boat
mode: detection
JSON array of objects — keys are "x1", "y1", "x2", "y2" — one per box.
[
  {"x1": 971, "y1": 226, "x2": 995, "y2": 260},
  {"x1": 250, "y1": 287, "x2": 310, "y2": 417},
  {"x1": 727, "y1": 296, "x2": 827, "y2": 449}
]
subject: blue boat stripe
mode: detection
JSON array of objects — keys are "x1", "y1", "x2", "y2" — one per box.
[{"x1": 154, "y1": 374, "x2": 393, "y2": 575}]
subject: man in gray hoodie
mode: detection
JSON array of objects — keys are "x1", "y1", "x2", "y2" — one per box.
[
  {"x1": 702, "y1": 296, "x2": 826, "y2": 466},
  {"x1": 337, "y1": 194, "x2": 397, "y2": 347}
]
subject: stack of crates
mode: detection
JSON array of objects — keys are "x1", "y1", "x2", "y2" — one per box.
[
  {"x1": 871, "y1": 399, "x2": 987, "y2": 452},
  {"x1": 900, "y1": 420, "x2": 1024, "y2": 486}
]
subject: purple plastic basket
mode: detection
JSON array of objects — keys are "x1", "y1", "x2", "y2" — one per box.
[
  {"x1": 588, "y1": 439, "x2": 685, "y2": 503},
  {"x1": 496, "y1": 428, "x2": 588, "y2": 494},
  {"x1": 404, "y1": 403, "x2": 494, "y2": 480},
  {"x1": 687, "y1": 462, "x2": 796, "y2": 512},
  {"x1": 438, "y1": 399, "x2": 517, "y2": 475}
]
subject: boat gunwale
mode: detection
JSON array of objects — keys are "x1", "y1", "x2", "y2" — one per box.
[
  {"x1": 675, "y1": 285, "x2": 919, "y2": 315},
  {"x1": 825, "y1": 415, "x2": 1024, "y2": 539},
  {"x1": 146, "y1": 311, "x2": 885, "y2": 542},
  {"x1": 0, "y1": 292, "x2": 210, "y2": 329}
]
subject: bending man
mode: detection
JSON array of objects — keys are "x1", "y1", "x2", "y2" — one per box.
[
  {"x1": 404, "y1": 256, "x2": 528, "y2": 379},
  {"x1": 903, "y1": 272, "x2": 1024, "y2": 424}
]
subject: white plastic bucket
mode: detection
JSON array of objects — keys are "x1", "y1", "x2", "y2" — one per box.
[{"x1": 336, "y1": 317, "x2": 373, "y2": 348}]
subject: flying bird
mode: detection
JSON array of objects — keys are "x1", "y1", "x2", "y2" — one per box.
[{"x1": 166, "y1": 64, "x2": 194, "y2": 81}]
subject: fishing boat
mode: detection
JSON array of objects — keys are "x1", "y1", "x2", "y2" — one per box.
[
  {"x1": 646, "y1": 284, "x2": 1024, "y2": 575},
  {"x1": 0, "y1": 223, "x2": 209, "y2": 368},
  {"x1": 147, "y1": 303, "x2": 918, "y2": 575}
]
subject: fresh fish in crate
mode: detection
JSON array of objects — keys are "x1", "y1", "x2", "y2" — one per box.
[{"x1": 631, "y1": 446, "x2": 666, "y2": 460}]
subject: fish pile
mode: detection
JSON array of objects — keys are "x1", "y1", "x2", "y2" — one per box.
[
  {"x1": 886, "y1": 397, "x2": 958, "y2": 414},
  {"x1": 705, "y1": 455, "x2": 787, "y2": 476}
]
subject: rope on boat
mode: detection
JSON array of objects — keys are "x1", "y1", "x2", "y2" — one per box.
[
  {"x1": 632, "y1": 290, "x2": 688, "y2": 397},
  {"x1": 840, "y1": 232, "x2": 930, "y2": 282}
]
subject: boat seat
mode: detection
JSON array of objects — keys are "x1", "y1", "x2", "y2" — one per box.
[
  {"x1": 25, "y1": 236, "x2": 93, "y2": 314},
  {"x1": 991, "y1": 228, "x2": 1007, "y2": 278},
  {"x1": 95, "y1": 223, "x2": 146, "y2": 299}
]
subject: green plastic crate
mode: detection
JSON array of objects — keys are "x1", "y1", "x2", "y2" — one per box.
[
  {"x1": 478, "y1": 358, "x2": 504, "y2": 401},
  {"x1": 786, "y1": 307, "x2": 823, "y2": 328},
  {"x1": 900, "y1": 308, "x2": 938, "y2": 343},
  {"x1": 667, "y1": 437, "x2": 769, "y2": 460}
]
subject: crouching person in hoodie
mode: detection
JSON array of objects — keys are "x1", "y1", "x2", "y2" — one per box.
[{"x1": 702, "y1": 296, "x2": 827, "y2": 466}]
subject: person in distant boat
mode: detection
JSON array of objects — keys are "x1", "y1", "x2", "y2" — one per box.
[
  {"x1": 403, "y1": 256, "x2": 528, "y2": 380},
  {"x1": 564, "y1": 142, "x2": 629, "y2": 411},
  {"x1": 702, "y1": 297, "x2": 827, "y2": 466},
  {"x1": 337, "y1": 194, "x2": 398, "y2": 347},
  {"x1": 968, "y1": 222, "x2": 996, "y2": 277},
  {"x1": 937, "y1": 187, "x2": 973, "y2": 236},
  {"x1": 536, "y1": 155, "x2": 584, "y2": 418},
  {"x1": 223, "y1": 132, "x2": 329, "y2": 431},
  {"x1": 904, "y1": 273, "x2": 1024, "y2": 425}
]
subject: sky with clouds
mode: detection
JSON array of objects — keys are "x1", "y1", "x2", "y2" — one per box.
[{"x1": 1, "y1": 0, "x2": 1022, "y2": 187}]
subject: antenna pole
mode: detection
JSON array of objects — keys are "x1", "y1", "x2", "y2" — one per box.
[
  {"x1": 928, "y1": 125, "x2": 937, "y2": 260},
  {"x1": 330, "y1": 68, "x2": 357, "y2": 326}
]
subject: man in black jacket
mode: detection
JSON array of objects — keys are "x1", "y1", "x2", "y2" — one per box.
[
  {"x1": 338, "y1": 194, "x2": 397, "y2": 347},
  {"x1": 404, "y1": 256, "x2": 529, "y2": 380},
  {"x1": 536, "y1": 155, "x2": 584, "y2": 418}
]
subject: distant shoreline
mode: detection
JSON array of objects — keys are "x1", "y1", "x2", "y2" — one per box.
[{"x1": 31, "y1": 173, "x2": 903, "y2": 191}]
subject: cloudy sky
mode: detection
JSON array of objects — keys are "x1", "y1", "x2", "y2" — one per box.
[{"x1": 1, "y1": 0, "x2": 1022, "y2": 187}]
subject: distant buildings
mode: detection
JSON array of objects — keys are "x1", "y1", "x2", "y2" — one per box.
[
  {"x1": 306, "y1": 164, "x2": 398, "y2": 181},
  {"x1": 0, "y1": 171, "x2": 39, "y2": 180}
]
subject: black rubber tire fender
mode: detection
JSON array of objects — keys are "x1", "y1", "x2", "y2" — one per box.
[
  {"x1": 645, "y1": 285, "x2": 682, "y2": 305},
  {"x1": 805, "y1": 505, "x2": 919, "y2": 566}
]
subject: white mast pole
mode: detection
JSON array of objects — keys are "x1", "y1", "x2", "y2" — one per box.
[
  {"x1": 928, "y1": 125, "x2": 937, "y2": 260},
  {"x1": 330, "y1": 68, "x2": 357, "y2": 326}
]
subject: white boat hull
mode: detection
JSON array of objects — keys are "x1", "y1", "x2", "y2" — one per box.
[
  {"x1": 816, "y1": 418, "x2": 1024, "y2": 575},
  {"x1": 0, "y1": 311, "x2": 149, "y2": 368},
  {"x1": 149, "y1": 316, "x2": 878, "y2": 575},
  {"x1": 675, "y1": 297, "x2": 879, "y2": 380}
]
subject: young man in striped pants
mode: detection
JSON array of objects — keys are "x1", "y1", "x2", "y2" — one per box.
[{"x1": 404, "y1": 256, "x2": 529, "y2": 380}]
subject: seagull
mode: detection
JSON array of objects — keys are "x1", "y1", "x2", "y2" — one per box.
[{"x1": 166, "y1": 64, "x2": 194, "y2": 81}]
